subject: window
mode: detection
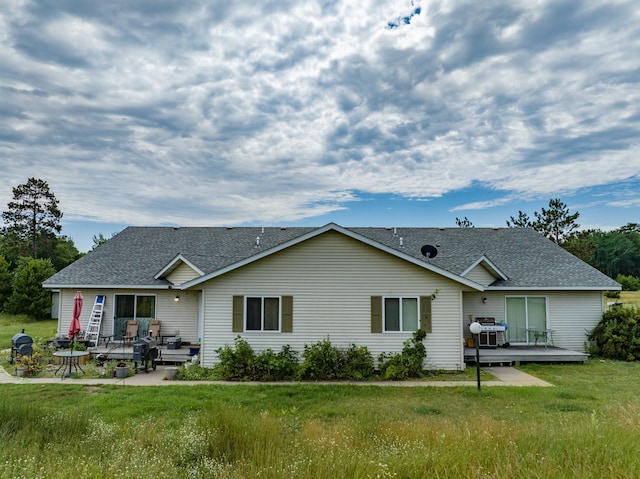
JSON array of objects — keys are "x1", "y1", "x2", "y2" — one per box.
[
  {"x1": 246, "y1": 296, "x2": 280, "y2": 331},
  {"x1": 113, "y1": 294, "x2": 156, "y2": 339},
  {"x1": 384, "y1": 297, "x2": 418, "y2": 332}
]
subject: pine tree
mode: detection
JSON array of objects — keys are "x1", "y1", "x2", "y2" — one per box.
[
  {"x1": 1, "y1": 178, "x2": 62, "y2": 258},
  {"x1": 533, "y1": 198, "x2": 580, "y2": 244}
]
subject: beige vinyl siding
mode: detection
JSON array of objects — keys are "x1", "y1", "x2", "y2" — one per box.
[
  {"x1": 56, "y1": 289, "x2": 200, "y2": 343},
  {"x1": 463, "y1": 292, "x2": 507, "y2": 337},
  {"x1": 462, "y1": 290, "x2": 604, "y2": 351},
  {"x1": 547, "y1": 291, "x2": 604, "y2": 351},
  {"x1": 464, "y1": 264, "x2": 497, "y2": 286},
  {"x1": 166, "y1": 262, "x2": 201, "y2": 286},
  {"x1": 201, "y1": 230, "x2": 465, "y2": 370}
]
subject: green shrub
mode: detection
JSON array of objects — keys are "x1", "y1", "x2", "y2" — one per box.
[
  {"x1": 298, "y1": 339, "x2": 374, "y2": 380},
  {"x1": 615, "y1": 274, "x2": 640, "y2": 291},
  {"x1": 339, "y1": 344, "x2": 374, "y2": 380},
  {"x1": 588, "y1": 307, "x2": 640, "y2": 361},
  {"x1": 253, "y1": 345, "x2": 299, "y2": 381},
  {"x1": 298, "y1": 338, "x2": 341, "y2": 380},
  {"x1": 214, "y1": 336, "x2": 257, "y2": 380},
  {"x1": 214, "y1": 337, "x2": 299, "y2": 381},
  {"x1": 377, "y1": 329, "x2": 427, "y2": 380}
]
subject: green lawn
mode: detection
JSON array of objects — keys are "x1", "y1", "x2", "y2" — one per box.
[
  {"x1": 619, "y1": 290, "x2": 640, "y2": 308},
  {"x1": 0, "y1": 314, "x2": 58, "y2": 349},
  {"x1": 1, "y1": 360, "x2": 640, "y2": 478}
]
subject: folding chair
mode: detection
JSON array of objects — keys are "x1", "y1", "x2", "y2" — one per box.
[
  {"x1": 124, "y1": 320, "x2": 139, "y2": 344},
  {"x1": 147, "y1": 320, "x2": 161, "y2": 340}
]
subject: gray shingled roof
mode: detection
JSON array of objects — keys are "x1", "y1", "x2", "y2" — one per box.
[{"x1": 43, "y1": 224, "x2": 619, "y2": 290}]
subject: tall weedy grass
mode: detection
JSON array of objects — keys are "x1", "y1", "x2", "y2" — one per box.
[{"x1": 2, "y1": 361, "x2": 640, "y2": 478}]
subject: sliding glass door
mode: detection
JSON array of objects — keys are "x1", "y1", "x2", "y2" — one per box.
[
  {"x1": 113, "y1": 294, "x2": 156, "y2": 340},
  {"x1": 506, "y1": 296, "x2": 547, "y2": 344}
]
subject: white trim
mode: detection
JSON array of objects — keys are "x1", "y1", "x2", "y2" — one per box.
[
  {"x1": 504, "y1": 295, "x2": 549, "y2": 345},
  {"x1": 487, "y1": 286, "x2": 619, "y2": 291},
  {"x1": 154, "y1": 254, "x2": 205, "y2": 280},
  {"x1": 181, "y1": 223, "x2": 484, "y2": 291},
  {"x1": 198, "y1": 290, "x2": 204, "y2": 346},
  {"x1": 460, "y1": 255, "x2": 508, "y2": 281},
  {"x1": 112, "y1": 293, "x2": 158, "y2": 336},
  {"x1": 244, "y1": 295, "x2": 282, "y2": 333},
  {"x1": 383, "y1": 296, "x2": 419, "y2": 333},
  {"x1": 44, "y1": 284, "x2": 173, "y2": 290}
]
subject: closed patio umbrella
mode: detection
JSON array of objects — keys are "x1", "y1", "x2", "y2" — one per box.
[
  {"x1": 58, "y1": 291, "x2": 85, "y2": 377},
  {"x1": 68, "y1": 291, "x2": 83, "y2": 343}
]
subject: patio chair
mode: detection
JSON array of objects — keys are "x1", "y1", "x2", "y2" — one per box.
[
  {"x1": 147, "y1": 320, "x2": 161, "y2": 340},
  {"x1": 124, "y1": 320, "x2": 139, "y2": 343}
]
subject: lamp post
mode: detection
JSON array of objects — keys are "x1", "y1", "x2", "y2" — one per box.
[{"x1": 469, "y1": 321, "x2": 482, "y2": 391}]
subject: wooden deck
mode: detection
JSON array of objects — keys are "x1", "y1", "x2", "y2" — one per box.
[
  {"x1": 464, "y1": 345, "x2": 588, "y2": 366},
  {"x1": 88, "y1": 343, "x2": 196, "y2": 364}
]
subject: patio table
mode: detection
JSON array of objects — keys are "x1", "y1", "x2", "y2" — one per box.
[
  {"x1": 525, "y1": 328, "x2": 555, "y2": 347},
  {"x1": 54, "y1": 350, "x2": 90, "y2": 377}
]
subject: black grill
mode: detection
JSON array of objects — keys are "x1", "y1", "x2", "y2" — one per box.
[
  {"x1": 11, "y1": 332, "x2": 34, "y2": 362},
  {"x1": 133, "y1": 337, "x2": 158, "y2": 372}
]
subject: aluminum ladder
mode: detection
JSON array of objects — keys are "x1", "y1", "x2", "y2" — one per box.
[{"x1": 84, "y1": 295, "x2": 106, "y2": 347}]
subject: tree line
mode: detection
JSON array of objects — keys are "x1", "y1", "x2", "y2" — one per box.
[
  {"x1": 1, "y1": 179, "x2": 639, "y2": 320},
  {"x1": 460, "y1": 198, "x2": 640, "y2": 287}
]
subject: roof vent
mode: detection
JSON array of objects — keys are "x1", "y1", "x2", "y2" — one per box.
[
  {"x1": 421, "y1": 244, "x2": 438, "y2": 259},
  {"x1": 255, "y1": 236, "x2": 260, "y2": 248}
]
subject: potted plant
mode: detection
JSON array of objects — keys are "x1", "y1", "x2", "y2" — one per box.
[
  {"x1": 14, "y1": 354, "x2": 42, "y2": 377},
  {"x1": 14, "y1": 355, "x2": 27, "y2": 377},
  {"x1": 115, "y1": 361, "x2": 130, "y2": 379}
]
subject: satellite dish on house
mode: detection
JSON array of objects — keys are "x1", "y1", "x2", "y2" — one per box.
[{"x1": 421, "y1": 244, "x2": 438, "y2": 259}]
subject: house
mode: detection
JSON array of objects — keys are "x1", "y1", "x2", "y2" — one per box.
[{"x1": 43, "y1": 223, "x2": 620, "y2": 370}]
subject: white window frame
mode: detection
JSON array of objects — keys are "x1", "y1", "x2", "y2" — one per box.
[
  {"x1": 245, "y1": 296, "x2": 281, "y2": 332},
  {"x1": 383, "y1": 296, "x2": 419, "y2": 333},
  {"x1": 112, "y1": 293, "x2": 157, "y2": 337},
  {"x1": 505, "y1": 295, "x2": 549, "y2": 344}
]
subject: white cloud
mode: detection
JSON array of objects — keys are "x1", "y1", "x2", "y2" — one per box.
[{"x1": 1, "y1": 0, "x2": 639, "y2": 234}]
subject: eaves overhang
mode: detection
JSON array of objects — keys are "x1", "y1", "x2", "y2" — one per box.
[
  {"x1": 486, "y1": 285, "x2": 622, "y2": 291},
  {"x1": 42, "y1": 283, "x2": 174, "y2": 290}
]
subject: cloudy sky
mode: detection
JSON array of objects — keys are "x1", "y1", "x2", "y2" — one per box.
[{"x1": 1, "y1": 0, "x2": 639, "y2": 252}]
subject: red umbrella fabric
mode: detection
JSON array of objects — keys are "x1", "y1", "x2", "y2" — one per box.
[{"x1": 68, "y1": 291, "x2": 83, "y2": 340}]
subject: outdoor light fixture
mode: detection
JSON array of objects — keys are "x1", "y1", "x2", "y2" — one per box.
[
  {"x1": 174, "y1": 294, "x2": 180, "y2": 302},
  {"x1": 482, "y1": 297, "x2": 488, "y2": 303},
  {"x1": 469, "y1": 321, "x2": 483, "y2": 391}
]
